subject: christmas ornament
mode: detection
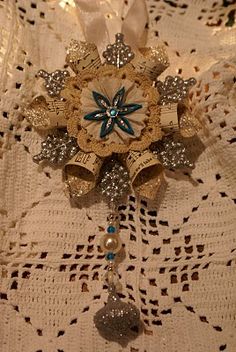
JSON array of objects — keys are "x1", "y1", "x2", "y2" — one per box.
[
  {"x1": 23, "y1": 2, "x2": 201, "y2": 341},
  {"x1": 94, "y1": 284, "x2": 141, "y2": 346}
]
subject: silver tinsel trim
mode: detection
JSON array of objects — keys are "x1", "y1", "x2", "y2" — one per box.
[
  {"x1": 152, "y1": 135, "x2": 193, "y2": 169},
  {"x1": 156, "y1": 75, "x2": 196, "y2": 105},
  {"x1": 33, "y1": 131, "x2": 79, "y2": 165},
  {"x1": 98, "y1": 159, "x2": 130, "y2": 203},
  {"x1": 103, "y1": 33, "x2": 134, "y2": 68},
  {"x1": 38, "y1": 69, "x2": 70, "y2": 98}
]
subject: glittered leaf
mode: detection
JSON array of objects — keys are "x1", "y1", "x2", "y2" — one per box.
[
  {"x1": 119, "y1": 104, "x2": 142, "y2": 115},
  {"x1": 100, "y1": 118, "x2": 115, "y2": 138},
  {"x1": 102, "y1": 33, "x2": 135, "y2": 68},
  {"x1": 33, "y1": 131, "x2": 79, "y2": 165},
  {"x1": 92, "y1": 91, "x2": 110, "y2": 109},
  {"x1": 156, "y1": 75, "x2": 196, "y2": 105},
  {"x1": 116, "y1": 117, "x2": 134, "y2": 135},
  {"x1": 98, "y1": 159, "x2": 130, "y2": 203},
  {"x1": 38, "y1": 69, "x2": 69, "y2": 98},
  {"x1": 84, "y1": 109, "x2": 107, "y2": 121},
  {"x1": 151, "y1": 135, "x2": 193, "y2": 169},
  {"x1": 112, "y1": 87, "x2": 125, "y2": 107}
]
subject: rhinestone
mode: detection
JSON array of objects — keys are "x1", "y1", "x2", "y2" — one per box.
[
  {"x1": 107, "y1": 226, "x2": 116, "y2": 234},
  {"x1": 106, "y1": 252, "x2": 115, "y2": 261}
]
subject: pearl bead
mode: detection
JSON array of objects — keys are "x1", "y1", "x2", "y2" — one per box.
[{"x1": 100, "y1": 234, "x2": 122, "y2": 253}]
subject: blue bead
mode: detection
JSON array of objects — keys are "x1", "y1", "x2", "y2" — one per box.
[
  {"x1": 106, "y1": 252, "x2": 115, "y2": 261},
  {"x1": 107, "y1": 225, "x2": 116, "y2": 234},
  {"x1": 110, "y1": 108, "x2": 117, "y2": 116}
]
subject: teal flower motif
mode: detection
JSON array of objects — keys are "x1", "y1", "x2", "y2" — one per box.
[{"x1": 84, "y1": 87, "x2": 142, "y2": 138}]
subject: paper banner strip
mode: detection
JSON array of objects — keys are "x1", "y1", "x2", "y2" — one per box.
[
  {"x1": 66, "y1": 40, "x2": 101, "y2": 74},
  {"x1": 46, "y1": 98, "x2": 67, "y2": 127},
  {"x1": 160, "y1": 103, "x2": 179, "y2": 134},
  {"x1": 24, "y1": 96, "x2": 67, "y2": 130},
  {"x1": 133, "y1": 46, "x2": 169, "y2": 81},
  {"x1": 124, "y1": 150, "x2": 163, "y2": 200},
  {"x1": 64, "y1": 150, "x2": 103, "y2": 197}
]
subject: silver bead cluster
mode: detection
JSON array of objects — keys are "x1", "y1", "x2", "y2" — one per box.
[
  {"x1": 98, "y1": 159, "x2": 130, "y2": 203},
  {"x1": 152, "y1": 135, "x2": 193, "y2": 169},
  {"x1": 38, "y1": 69, "x2": 70, "y2": 98},
  {"x1": 33, "y1": 131, "x2": 79, "y2": 165},
  {"x1": 94, "y1": 285, "x2": 141, "y2": 345},
  {"x1": 103, "y1": 33, "x2": 134, "y2": 68},
  {"x1": 156, "y1": 75, "x2": 196, "y2": 105}
]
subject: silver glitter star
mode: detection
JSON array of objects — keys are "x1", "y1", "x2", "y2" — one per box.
[
  {"x1": 152, "y1": 135, "x2": 193, "y2": 169},
  {"x1": 103, "y1": 33, "x2": 135, "y2": 68},
  {"x1": 38, "y1": 69, "x2": 70, "y2": 98},
  {"x1": 33, "y1": 130, "x2": 79, "y2": 165},
  {"x1": 94, "y1": 285, "x2": 142, "y2": 346},
  {"x1": 156, "y1": 75, "x2": 196, "y2": 105}
]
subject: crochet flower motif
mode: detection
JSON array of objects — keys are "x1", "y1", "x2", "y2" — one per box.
[{"x1": 84, "y1": 87, "x2": 142, "y2": 138}]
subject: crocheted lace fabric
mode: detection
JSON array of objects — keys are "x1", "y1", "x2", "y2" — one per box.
[{"x1": 0, "y1": 1, "x2": 236, "y2": 351}]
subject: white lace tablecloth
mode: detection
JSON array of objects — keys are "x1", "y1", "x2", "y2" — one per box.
[{"x1": 0, "y1": 1, "x2": 236, "y2": 351}]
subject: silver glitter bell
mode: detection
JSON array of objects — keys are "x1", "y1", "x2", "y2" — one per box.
[{"x1": 94, "y1": 285, "x2": 142, "y2": 346}]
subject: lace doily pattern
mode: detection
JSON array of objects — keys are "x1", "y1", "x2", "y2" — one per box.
[{"x1": 0, "y1": 1, "x2": 236, "y2": 351}]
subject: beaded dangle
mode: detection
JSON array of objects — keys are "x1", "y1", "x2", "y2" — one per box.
[
  {"x1": 94, "y1": 206, "x2": 142, "y2": 345},
  {"x1": 24, "y1": 30, "x2": 199, "y2": 345}
]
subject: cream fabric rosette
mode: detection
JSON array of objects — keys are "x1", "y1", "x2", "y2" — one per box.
[
  {"x1": 80, "y1": 77, "x2": 147, "y2": 145},
  {"x1": 64, "y1": 64, "x2": 161, "y2": 157},
  {"x1": 62, "y1": 64, "x2": 164, "y2": 199}
]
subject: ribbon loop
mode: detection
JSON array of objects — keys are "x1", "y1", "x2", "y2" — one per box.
[
  {"x1": 132, "y1": 46, "x2": 169, "y2": 81},
  {"x1": 66, "y1": 40, "x2": 101, "y2": 74},
  {"x1": 121, "y1": 0, "x2": 148, "y2": 49},
  {"x1": 124, "y1": 150, "x2": 163, "y2": 200},
  {"x1": 24, "y1": 96, "x2": 67, "y2": 130},
  {"x1": 178, "y1": 101, "x2": 202, "y2": 138},
  {"x1": 75, "y1": 0, "x2": 148, "y2": 55},
  {"x1": 64, "y1": 150, "x2": 103, "y2": 197}
]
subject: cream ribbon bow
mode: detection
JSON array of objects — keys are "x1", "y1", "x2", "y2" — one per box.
[{"x1": 75, "y1": 0, "x2": 148, "y2": 55}]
